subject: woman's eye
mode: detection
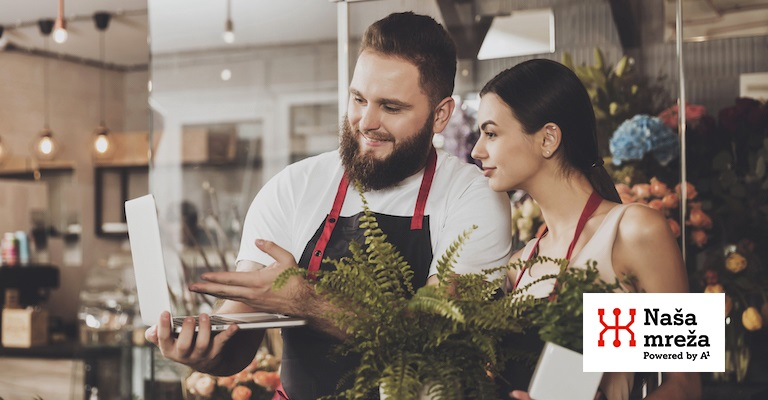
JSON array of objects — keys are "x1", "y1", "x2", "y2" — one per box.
[{"x1": 484, "y1": 131, "x2": 497, "y2": 138}]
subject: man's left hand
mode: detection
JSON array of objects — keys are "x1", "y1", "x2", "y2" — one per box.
[{"x1": 189, "y1": 239, "x2": 307, "y2": 316}]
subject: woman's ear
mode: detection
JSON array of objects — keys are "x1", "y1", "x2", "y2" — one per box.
[
  {"x1": 432, "y1": 96, "x2": 456, "y2": 133},
  {"x1": 541, "y1": 123, "x2": 562, "y2": 158}
]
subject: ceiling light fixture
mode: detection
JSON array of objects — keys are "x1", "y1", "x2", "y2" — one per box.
[
  {"x1": 92, "y1": 12, "x2": 113, "y2": 159},
  {"x1": 223, "y1": 0, "x2": 235, "y2": 44},
  {"x1": 52, "y1": 0, "x2": 68, "y2": 44},
  {"x1": 33, "y1": 19, "x2": 60, "y2": 161}
]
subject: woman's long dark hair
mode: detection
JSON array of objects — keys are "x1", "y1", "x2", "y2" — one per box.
[{"x1": 480, "y1": 59, "x2": 621, "y2": 203}]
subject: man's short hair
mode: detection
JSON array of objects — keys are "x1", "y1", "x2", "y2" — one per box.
[{"x1": 360, "y1": 12, "x2": 457, "y2": 107}]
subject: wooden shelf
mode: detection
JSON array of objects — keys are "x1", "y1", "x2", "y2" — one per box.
[
  {"x1": 0, "y1": 265, "x2": 59, "y2": 290},
  {"x1": 0, "y1": 160, "x2": 75, "y2": 179}
]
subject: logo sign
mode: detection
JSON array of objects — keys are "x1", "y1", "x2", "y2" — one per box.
[{"x1": 583, "y1": 293, "x2": 725, "y2": 372}]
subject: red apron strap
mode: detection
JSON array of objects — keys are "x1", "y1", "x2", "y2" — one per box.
[
  {"x1": 565, "y1": 191, "x2": 602, "y2": 260},
  {"x1": 308, "y1": 150, "x2": 437, "y2": 277},
  {"x1": 275, "y1": 383, "x2": 289, "y2": 399},
  {"x1": 307, "y1": 174, "x2": 349, "y2": 278},
  {"x1": 513, "y1": 232, "x2": 547, "y2": 290},
  {"x1": 410, "y1": 147, "x2": 438, "y2": 230},
  {"x1": 513, "y1": 191, "x2": 603, "y2": 291}
]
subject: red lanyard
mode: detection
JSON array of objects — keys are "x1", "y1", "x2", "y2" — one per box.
[
  {"x1": 512, "y1": 191, "x2": 603, "y2": 290},
  {"x1": 307, "y1": 147, "x2": 438, "y2": 276}
]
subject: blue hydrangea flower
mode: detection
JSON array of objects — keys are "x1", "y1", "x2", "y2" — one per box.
[{"x1": 609, "y1": 114, "x2": 680, "y2": 166}]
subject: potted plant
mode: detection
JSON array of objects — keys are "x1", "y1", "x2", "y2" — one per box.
[
  {"x1": 275, "y1": 190, "x2": 538, "y2": 400},
  {"x1": 513, "y1": 257, "x2": 621, "y2": 400}
]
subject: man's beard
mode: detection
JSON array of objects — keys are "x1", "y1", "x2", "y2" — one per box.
[{"x1": 339, "y1": 113, "x2": 434, "y2": 191}]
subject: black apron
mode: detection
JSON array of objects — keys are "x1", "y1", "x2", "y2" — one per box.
[{"x1": 278, "y1": 149, "x2": 438, "y2": 400}]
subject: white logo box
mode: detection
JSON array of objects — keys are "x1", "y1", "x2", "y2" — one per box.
[{"x1": 583, "y1": 293, "x2": 725, "y2": 372}]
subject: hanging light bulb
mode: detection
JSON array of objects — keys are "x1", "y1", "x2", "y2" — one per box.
[
  {"x1": 34, "y1": 128, "x2": 59, "y2": 161},
  {"x1": 92, "y1": 12, "x2": 114, "y2": 160},
  {"x1": 93, "y1": 126, "x2": 113, "y2": 158},
  {"x1": 223, "y1": 0, "x2": 235, "y2": 44},
  {"x1": 52, "y1": 0, "x2": 68, "y2": 44},
  {"x1": 33, "y1": 21, "x2": 60, "y2": 161}
]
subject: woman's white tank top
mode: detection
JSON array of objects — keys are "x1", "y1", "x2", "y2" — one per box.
[{"x1": 516, "y1": 203, "x2": 644, "y2": 400}]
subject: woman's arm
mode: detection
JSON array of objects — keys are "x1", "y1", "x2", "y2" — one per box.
[
  {"x1": 613, "y1": 205, "x2": 688, "y2": 293},
  {"x1": 614, "y1": 205, "x2": 701, "y2": 400}
]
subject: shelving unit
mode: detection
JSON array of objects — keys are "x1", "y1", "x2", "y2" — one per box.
[{"x1": 0, "y1": 265, "x2": 59, "y2": 307}]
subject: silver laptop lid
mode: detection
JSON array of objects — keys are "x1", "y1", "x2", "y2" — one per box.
[{"x1": 125, "y1": 194, "x2": 173, "y2": 326}]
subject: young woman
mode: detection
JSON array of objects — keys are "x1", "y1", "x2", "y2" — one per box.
[{"x1": 471, "y1": 59, "x2": 700, "y2": 400}]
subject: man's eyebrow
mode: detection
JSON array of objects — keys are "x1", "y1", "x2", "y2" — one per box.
[
  {"x1": 480, "y1": 120, "x2": 497, "y2": 131},
  {"x1": 349, "y1": 88, "x2": 413, "y2": 110},
  {"x1": 379, "y1": 98, "x2": 413, "y2": 109}
]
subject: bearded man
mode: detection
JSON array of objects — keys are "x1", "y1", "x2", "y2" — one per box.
[{"x1": 145, "y1": 12, "x2": 512, "y2": 400}]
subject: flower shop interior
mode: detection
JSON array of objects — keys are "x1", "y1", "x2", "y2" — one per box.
[{"x1": 0, "y1": 0, "x2": 766, "y2": 399}]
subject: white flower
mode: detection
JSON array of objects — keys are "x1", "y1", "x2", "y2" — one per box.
[
  {"x1": 521, "y1": 198, "x2": 541, "y2": 219},
  {"x1": 194, "y1": 374, "x2": 216, "y2": 397},
  {"x1": 517, "y1": 217, "x2": 534, "y2": 243},
  {"x1": 519, "y1": 229, "x2": 533, "y2": 242}
]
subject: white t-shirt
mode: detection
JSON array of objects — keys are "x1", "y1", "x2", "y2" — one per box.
[{"x1": 237, "y1": 149, "x2": 512, "y2": 278}]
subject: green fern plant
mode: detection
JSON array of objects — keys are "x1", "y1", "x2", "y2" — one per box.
[
  {"x1": 508, "y1": 256, "x2": 624, "y2": 354},
  {"x1": 274, "y1": 188, "x2": 540, "y2": 400}
]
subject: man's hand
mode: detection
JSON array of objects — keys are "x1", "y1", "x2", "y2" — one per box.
[
  {"x1": 509, "y1": 390, "x2": 531, "y2": 400},
  {"x1": 189, "y1": 239, "x2": 308, "y2": 316},
  {"x1": 145, "y1": 311, "x2": 240, "y2": 373}
]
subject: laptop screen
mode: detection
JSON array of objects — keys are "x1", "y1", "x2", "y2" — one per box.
[{"x1": 125, "y1": 194, "x2": 174, "y2": 326}]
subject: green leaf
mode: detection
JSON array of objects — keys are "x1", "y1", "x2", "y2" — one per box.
[
  {"x1": 729, "y1": 183, "x2": 747, "y2": 198},
  {"x1": 713, "y1": 151, "x2": 733, "y2": 172}
]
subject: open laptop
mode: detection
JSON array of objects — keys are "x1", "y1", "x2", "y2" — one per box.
[{"x1": 125, "y1": 194, "x2": 306, "y2": 333}]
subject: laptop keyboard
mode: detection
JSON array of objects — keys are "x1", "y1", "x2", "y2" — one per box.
[{"x1": 172, "y1": 315, "x2": 238, "y2": 328}]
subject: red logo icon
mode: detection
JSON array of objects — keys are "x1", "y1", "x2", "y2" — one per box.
[{"x1": 598, "y1": 308, "x2": 636, "y2": 347}]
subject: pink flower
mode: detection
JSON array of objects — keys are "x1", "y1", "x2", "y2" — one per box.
[
  {"x1": 675, "y1": 182, "x2": 698, "y2": 200},
  {"x1": 615, "y1": 183, "x2": 632, "y2": 196},
  {"x1": 738, "y1": 238, "x2": 755, "y2": 254},
  {"x1": 632, "y1": 183, "x2": 651, "y2": 199},
  {"x1": 691, "y1": 229, "x2": 708, "y2": 247},
  {"x1": 658, "y1": 102, "x2": 707, "y2": 130},
  {"x1": 661, "y1": 193, "x2": 679, "y2": 209},
  {"x1": 687, "y1": 205, "x2": 712, "y2": 229},
  {"x1": 648, "y1": 199, "x2": 665, "y2": 212},
  {"x1": 649, "y1": 177, "x2": 670, "y2": 198},
  {"x1": 217, "y1": 376, "x2": 236, "y2": 390},
  {"x1": 234, "y1": 369, "x2": 251, "y2": 383},
  {"x1": 619, "y1": 192, "x2": 636, "y2": 204},
  {"x1": 231, "y1": 385, "x2": 253, "y2": 400},
  {"x1": 667, "y1": 218, "x2": 681, "y2": 238},
  {"x1": 704, "y1": 269, "x2": 718, "y2": 285},
  {"x1": 253, "y1": 370, "x2": 281, "y2": 391}
]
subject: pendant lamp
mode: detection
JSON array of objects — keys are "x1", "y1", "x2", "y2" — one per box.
[
  {"x1": 32, "y1": 20, "x2": 60, "y2": 161},
  {"x1": 52, "y1": 0, "x2": 68, "y2": 44},
  {"x1": 92, "y1": 12, "x2": 113, "y2": 159},
  {"x1": 223, "y1": 0, "x2": 235, "y2": 44}
]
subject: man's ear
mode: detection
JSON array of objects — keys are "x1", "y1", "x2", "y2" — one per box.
[
  {"x1": 541, "y1": 123, "x2": 562, "y2": 158},
  {"x1": 432, "y1": 96, "x2": 455, "y2": 133}
]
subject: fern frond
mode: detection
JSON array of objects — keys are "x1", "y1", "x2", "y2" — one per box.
[{"x1": 273, "y1": 267, "x2": 307, "y2": 289}]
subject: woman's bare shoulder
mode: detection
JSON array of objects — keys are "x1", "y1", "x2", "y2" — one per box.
[{"x1": 616, "y1": 203, "x2": 672, "y2": 242}]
